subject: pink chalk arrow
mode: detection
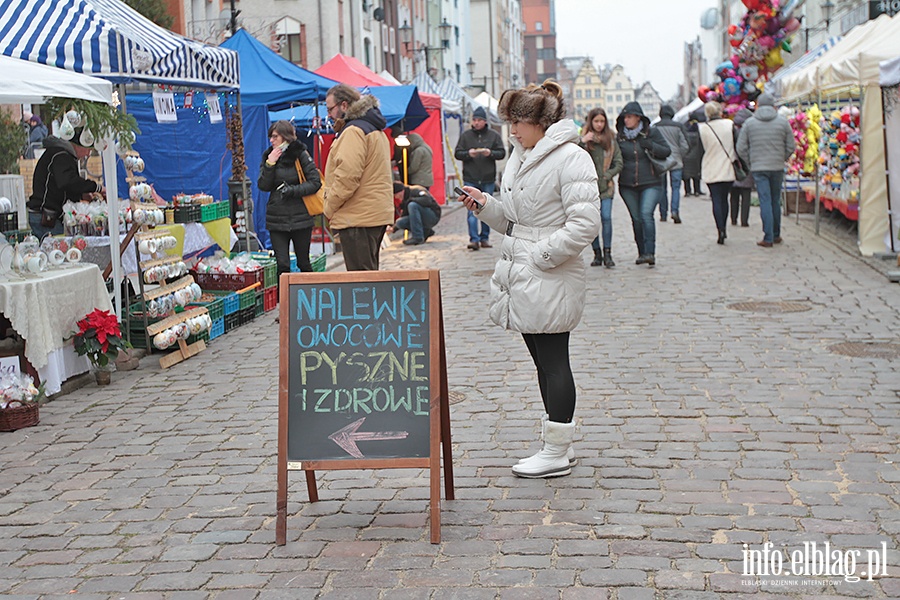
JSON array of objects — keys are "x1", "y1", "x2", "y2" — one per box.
[{"x1": 329, "y1": 417, "x2": 409, "y2": 458}]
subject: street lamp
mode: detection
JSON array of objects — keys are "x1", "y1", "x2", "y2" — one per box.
[
  {"x1": 804, "y1": 0, "x2": 835, "y2": 52},
  {"x1": 398, "y1": 18, "x2": 453, "y2": 77},
  {"x1": 494, "y1": 56, "x2": 504, "y2": 96},
  {"x1": 467, "y1": 57, "x2": 489, "y2": 91}
]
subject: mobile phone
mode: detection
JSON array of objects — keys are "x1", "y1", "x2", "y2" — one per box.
[{"x1": 454, "y1": 186, "x2": 483, "y2": 209}]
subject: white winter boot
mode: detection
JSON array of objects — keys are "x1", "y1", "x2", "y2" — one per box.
[
  {"x1": 511, "y1": 420, "x2": 575, "y2": 478},
  {"x1": 517, "y1": 415, "x2": 576, "y2": 466}
]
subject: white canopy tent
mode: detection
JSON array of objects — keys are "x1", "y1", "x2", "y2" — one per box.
[
  {"x1": 0, "y1": 54, "x2": 123, "y2": 316},
  {"x1": 777, "y1": 13, "x2": 900, "y2": 255}
]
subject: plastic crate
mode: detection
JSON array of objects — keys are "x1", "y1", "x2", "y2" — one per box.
[
  {"x1": 263, "y1": 286, "x2": 278, "y2": 312},
  {"x1": 312, "y1": 253, "x2": 327, "y2": 272},
  {"x1": 262, "y1": 260, "x2": 277, "y2": 289},
  {"x1": 174, "y1": 205, "x2": 201, "y2": 223},
  {"x1": 191, "y1": 268, "x2": 265, "y2": 291},
  {"x1": 186, "y1": 329, "x2": 210, "y2": 346},
  {"x1": 185, "y1": 294, "x2": 224, "y2": 323},
  {"x1": 199, "y1": 290, "x2": 238, "y2": 316},
  {"x1": 254, "y1": 289, "x2": 264, "y2": 318},
  {"x1": 0, "y1": 212, "x2": 18, "y2": 232},
  {"x1": 237, "y1": 287, "x2": 256, "y2": 311},
  {"x1": 238, "y1": 306, "x2": 255, "y2": 326},
  {"x1": 209, "y1": 317, "x2": 224, "y2": 340},
  {"x1": 224, "y1": 311, "x2": 240, "y2": 333},
  {"x1": 3, "y1": 228, "x2": 30, "y2": 243},
  {"x1": 200, "y1": 201, "x2": 229, "y2": 223}
]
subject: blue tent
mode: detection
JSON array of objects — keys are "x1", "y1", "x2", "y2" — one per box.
[
  {"x1": 220, "y1": 29, "x2": 336, "y2": 108},
  {"x1": 269, "y1": 85, "x2": 429, "y2": 130}
]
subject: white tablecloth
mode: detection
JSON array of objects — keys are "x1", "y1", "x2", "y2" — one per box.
[{"x1": 0, "y1": 263, "x2": 112, "y2": 376}]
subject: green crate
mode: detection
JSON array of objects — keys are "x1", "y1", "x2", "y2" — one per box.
[
  {"x1": 262, "y1": 260, "x2": 276, "y2": 289},
  {"x1": 254, "y1": 289, "x2": 264, "y2": 318},
  {"x1": 200, "y1": 201, "x2": 230, "y2": 223},
  {"x1": 187, "y1": 330, "x2": 210, "y2": 346},
  {"x1": 237, "y1": 287, "x2": 256, "y2": 311},
  {"x1": 186, "y1": 294, "x2": 224, "y2": 322},
  {"x1": 217, "y1": 200, "x2": 230, "y2": 220},
  {"x1": 311, "y1": 253, "x2": 327, "y2": 272}
]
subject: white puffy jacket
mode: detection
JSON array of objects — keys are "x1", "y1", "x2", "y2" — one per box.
[{"x1": 476, "y1": 119, "x2": 601, "y2": 334}]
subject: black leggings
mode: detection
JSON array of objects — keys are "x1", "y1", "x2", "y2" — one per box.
[
  {"x1": 270, "y1": 227, "x2": 313, "y2": 279},
  {"x1": 522, "y1": 332, "x2": 576, "y2": 423}
]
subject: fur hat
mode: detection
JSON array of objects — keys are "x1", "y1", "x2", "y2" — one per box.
[{"x1": 498, "y1": 81, "x2": 565, "y2": 129}]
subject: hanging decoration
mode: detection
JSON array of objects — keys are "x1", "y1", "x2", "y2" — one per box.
[
  {"x1": 700, "y1": 0, "x2": 805, "y2": 115},
  {"x1": 47, "y1": 97, "x2": 140, "y2": 152}
]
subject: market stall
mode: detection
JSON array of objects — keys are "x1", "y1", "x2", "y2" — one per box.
[
  {"x1": 879, "y1": 55, "x2": 900, "y2": 252},
  {"x1": 777, "y1": 13, "x2": 900, "y2": 255}
]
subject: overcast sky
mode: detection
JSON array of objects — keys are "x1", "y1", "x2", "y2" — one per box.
[{"x1": 555, "y1": 0, "x2": 718, "y2": 100}]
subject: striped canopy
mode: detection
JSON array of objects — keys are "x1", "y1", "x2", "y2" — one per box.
[{"x1": 0, "y1": 0, "x2": 238, "y2": 89}]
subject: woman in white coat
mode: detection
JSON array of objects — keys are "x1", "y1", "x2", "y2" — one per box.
[{"x1": 458, "y1": 81, "x2": 601, "y2": 479}]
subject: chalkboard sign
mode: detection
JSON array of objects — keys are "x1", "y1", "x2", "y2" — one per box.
[
  {"x1": 287, "y1": 278, "x2": 431, "y2": 461},
  {"x1": 276, "y1": 270, "x2": 454, "y2": 545}
]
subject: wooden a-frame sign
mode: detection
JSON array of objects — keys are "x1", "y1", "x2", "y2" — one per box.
[{"x1": 276, "y1": 270, "x2": 454, "y2": 544}]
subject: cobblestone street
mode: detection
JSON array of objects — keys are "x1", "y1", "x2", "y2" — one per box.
[{"x1": 1, "y1": 193, "x2": 898, "y2": 599}]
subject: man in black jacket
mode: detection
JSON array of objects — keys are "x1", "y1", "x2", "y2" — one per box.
[
  {"x1": 27, "y1": 134, "x2": 103, "y2": 238},
  {"x1": 391, "y1": 182, "x2": 441, "y2": 245},
  {"x1": 454, "y1": 106, "x2": 505, "y2": 250}
]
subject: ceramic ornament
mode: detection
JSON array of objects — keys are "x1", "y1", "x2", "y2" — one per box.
[
  {"x1": 65, "y1": 110, "x2": 82, "y2": 127},
  {"x1": 59, "y1": 119, "x2": 75, "y2": 141},
  {"x1": 79, "y1": 127, "x2": 95, "y2": 147}
]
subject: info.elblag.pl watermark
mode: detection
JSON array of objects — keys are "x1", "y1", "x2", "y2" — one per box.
[{"x1": 742, "y1": 542, "x2": 889, "y2": 586}]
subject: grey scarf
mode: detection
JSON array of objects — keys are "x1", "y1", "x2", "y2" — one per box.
[{"x1": 622, "y1": 121, "x2": 644, "y2": 140}]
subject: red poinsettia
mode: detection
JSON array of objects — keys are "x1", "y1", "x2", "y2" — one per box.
[{"x1": 68, "y1": 309, "x2": 131, "y2": 368}]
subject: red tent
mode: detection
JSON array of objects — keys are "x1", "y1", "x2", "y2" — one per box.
[{"x1": 315, "y1": 54, "x2": 446, "y2": 204}]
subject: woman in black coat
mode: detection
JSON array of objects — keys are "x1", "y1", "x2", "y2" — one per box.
[
  {"x1": 258, "y1": 120, "x2": 321, "y2": 277},
  {"x1": 682, "y1": 108, "x2": 705, "y2": 196},
  {"x1": 615, "y1": 101, "x2": 671, "y2": 267}
]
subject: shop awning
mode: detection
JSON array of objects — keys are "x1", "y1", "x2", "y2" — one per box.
[
  {"x1": 0, "y1": 54, "x2": 112, "y2": 104},
  {"x1": 0, "y1": 0, "x2": 239, "y2": 89},
  {"x1": 269, "y1": 85, "x2": 429, "y2": 130}
]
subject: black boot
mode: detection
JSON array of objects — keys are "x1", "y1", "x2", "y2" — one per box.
[
  {"x1": 602, "y1": 248, "x2": 615, "y2": 268},
  {"x1": 590, "y1": 248, "x2": 603, "y2": 267},
  {"x1": 717, "y1": 230, "x2": 726, "y2": 245}
]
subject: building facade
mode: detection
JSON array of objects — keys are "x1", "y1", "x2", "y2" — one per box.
[
  {"x1": 469, "y1": 0, "x2": 524, "y2": 96},
  {"x1": 571, "y1": 59, "x2": 602, "y2": 123},
  {"x1": 635, "y1": 82, "x2": 662, "y2": 119},
  {"x1": 522, "y1": 0, "x2": 556, "y2": 86},
  {"x1": 601, "y1": 64, "x2": 634, "y2": 119}
]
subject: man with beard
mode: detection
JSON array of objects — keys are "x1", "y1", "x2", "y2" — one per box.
[{"x1": 323, "y1": 84, "x2": 394, "y2": 270}]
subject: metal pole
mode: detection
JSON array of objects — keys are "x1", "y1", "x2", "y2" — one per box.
[
  {"x1": 814, "y1": 73, "x2": 821, "y2": 235},
  {"x1": 883, "y1": 85, "x2": 896, "y2": 253},
  {"x1": 236, "y1": 91, "x2": 253, "y2": 252}
]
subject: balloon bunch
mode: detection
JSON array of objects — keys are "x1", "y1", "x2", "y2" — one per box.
[
  {"x1": 819, "y1": 106, "x2": 861, "y2": 193},
  {"x1": 698, "y1": 0, "x2": 805, "y2": 115}
]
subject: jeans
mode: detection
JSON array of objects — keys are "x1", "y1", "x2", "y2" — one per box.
[
  {"x1": 659, "y1": 169, "x2": 683, "y2": 218},
  {"x1": 337, "y1": 225, "x2": 387, "y2": 271},
  {"x1": 753, "y1": 171, "x2": 783, "y2": 243},
  {"x1": 708, "y1": 182, "x2": 732, "y2": 233},
  {"x1": 590, "y1": 197, "x2": 613, "y2": 251},
  {"x1": 466, "y1": 181, "x2": 494, "y2": 243},
  {"x1": 620, "y1": 186, "x2": 660, "y2": 256},
  {"x1": 28, "y1": 211, "x2": 63, "y2": 240},
  {"x1": 395, "y1": 202, "x2": 440, "y2": 242},
  {"x1": 269, "y1": 227, "x2": 313, "y2": 280},
  {"x1": 730, "y1": 187, "x2": 751, "y2": 226}
]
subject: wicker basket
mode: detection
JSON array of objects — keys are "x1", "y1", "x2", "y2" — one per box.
[{"x1": 0, "y1": 402, "x2": 40, "y2": 431}]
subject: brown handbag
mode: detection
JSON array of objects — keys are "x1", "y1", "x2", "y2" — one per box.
[
  {"x1": 294, "y1": 159, "x2": 325, "y2": 216},
  {"x1": 601, "y1": 147, "x2": 615, "y2": 195}
]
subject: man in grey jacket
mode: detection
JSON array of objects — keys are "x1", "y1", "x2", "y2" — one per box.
[
  {"x1": 736, "y1": 93, "x2": 795, "y2": 247},
  {"x1": 653, "y1": 105, "x2": 689, "y2": 223}
]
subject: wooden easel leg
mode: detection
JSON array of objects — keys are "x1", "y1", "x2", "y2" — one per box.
[
  {"x1": 276, "y1": 499, "x2": 287, "y2": 545},
  {"x1": 305, "y1": 470, "x2": 319, "y2": 502},
  {"x1": 438, "y1": 315, "x2": 455, "y2": 501}
]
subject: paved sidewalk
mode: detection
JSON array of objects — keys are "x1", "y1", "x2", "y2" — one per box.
[{"x1": 1, "y1": 193, "x2": 898, "y2": 599}]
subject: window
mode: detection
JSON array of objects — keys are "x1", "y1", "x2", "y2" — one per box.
[
  {"x1": 607, "y1": 95, "x2": 613, "y2": 103},
  {"x1": 585, "y1": 89, "x2": 591, "y2": 98},
  {"x1": 280, "y1": 33, "x2": 305, "y2": 66},
  {"x1": 616, "y1": 94, "x2": 622, "y2": 102},
  {"x1": 535, "y1": 21, "x2": 543, "y2": 31},
  {"x1": 576, "y1": 89, "x2": 582, "y2": 99},
  {"x1": 364, "y1": 38, "x2": 371, "y2": 68},
  {"x1": 616, "y1": 82, "x2": 622, "y2": 90},
  {"x1": 585, "y1": 76, "x2": 591, "y2": 84}
]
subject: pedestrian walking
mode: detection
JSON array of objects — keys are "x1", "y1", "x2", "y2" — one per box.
[
  {"x1": 257, "y1": 121, "x2": 321, "y2": 277},
  {"x1": 699, "y1": 102, "x2": 736, "y2": 245},
  {"x1": 457, "y1": 80, "x2": 601, "y2": 479},
  {"x1": 454, "y1": 106, "x2": 506, "y2": 250},
  {"x1": 653, "y1": 105, "x2": 689, "y2": 223},
  {"x1": 682, "y1": 109, "x2": 705, "y2": 196},
  {"x1": 323, "y1": 84, "x2": 394, "y2": 270},
  {"x1": 615, "y1": 101, "x2": 671, "y2": 267},
  {"x1": 736, "y1": 93, "x2": 795, "y2": 247},
  {"x1": 579, "y1": 107, "x2": 622, "y2": 267},
  {"x1": 391, "y1": 181, "x2": 441, "y2": 245},
  {"x1": 730, "y1": 108, "x2": 754, "y2": 228}
]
